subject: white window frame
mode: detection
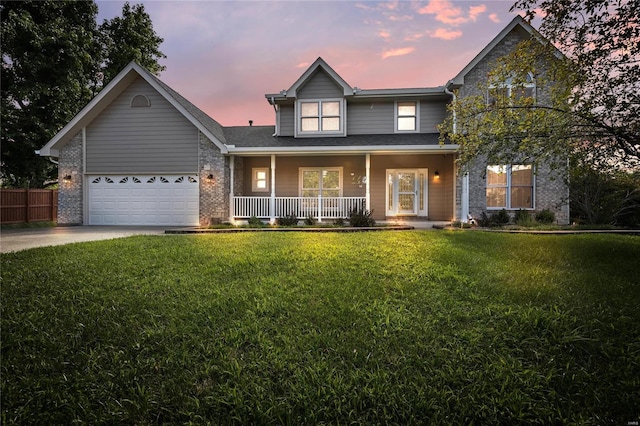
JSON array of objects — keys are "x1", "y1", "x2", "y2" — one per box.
[
  {"x1": 295, "y1": 99, "x2": 346, "y2": 137},
  {"x1": 487, "y1": 72, "x2": 536, "y2": 106},
  {"x1": 298, "y1": 167, "x2": 343, "y2": 197},
  {"x1": 394, "y1": 101, "x2": 420, "y2": 133},
  {"x1": 486, "y1": 164, "x2": 535, "y2": 210},
  {"x1": 252, "y1": 167, "x2": 269, "y2": 193}
]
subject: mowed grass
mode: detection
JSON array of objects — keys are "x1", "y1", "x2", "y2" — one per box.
[{"x1": 2, "y1": 232, "x2": 639, "y2": 424}]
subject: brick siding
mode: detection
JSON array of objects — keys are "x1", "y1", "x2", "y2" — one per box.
[
  {"x1": 57, "y1": 131, "x2": 83, "y2": 225},
  {"x1": 198, "y1": 132, "x2": 229, "y2": 225},
  {"x1": 455, "y1": 27, "x2": 570, "y2": 224}
]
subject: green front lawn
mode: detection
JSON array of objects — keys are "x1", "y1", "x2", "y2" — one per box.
[{"x1": 2, "y1": 232, "x2": 639, "y2": 424}]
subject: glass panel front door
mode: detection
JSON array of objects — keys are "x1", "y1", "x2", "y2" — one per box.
[
  {"x1": 386, "y1": 169, "x2": 427, "y2": 216},
  {"x1": 397, "y1": 172, "x2": 417, "y2": 214}
]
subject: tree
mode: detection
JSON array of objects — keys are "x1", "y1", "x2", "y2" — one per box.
[
  {"x1": 440, "y1": 0, "x2": 639, "y2": 172},
  {"x1": 98, "y1": 2, "x2": 165, "y2": 85},
  {"x1": 1, "y1": 0, "x2": 99, "y2": 187},
  {"x1": 1, "y1": 1, "x2": 165, "y2": 188}
]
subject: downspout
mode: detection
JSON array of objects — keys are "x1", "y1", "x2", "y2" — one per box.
[
  {"x1": 270, "y1": 96, "x2": 278, "y2": 137},
  {"x1": 445, "y1": 82, "x2": 469, "y2": 223}
]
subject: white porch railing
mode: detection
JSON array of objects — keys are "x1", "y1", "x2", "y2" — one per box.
[{"x1": 233, "y1": 196, "x2": 366, "y2": 221}]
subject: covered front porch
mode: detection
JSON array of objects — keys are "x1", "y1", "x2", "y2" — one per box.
[{"x1": 227, "y1": 152, "x2": 457, "y2": 223}]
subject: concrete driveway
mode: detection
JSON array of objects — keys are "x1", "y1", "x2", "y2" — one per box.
[{"x1": 1, "y1": 226, "x2": 174, "y2": 253}]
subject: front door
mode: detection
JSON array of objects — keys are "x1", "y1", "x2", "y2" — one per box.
[{"x1": 386, "y1": 169, "x2": 428, "y2": 216}]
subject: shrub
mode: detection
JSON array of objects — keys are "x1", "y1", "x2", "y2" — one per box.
[
  {"x1": 334, "y1": 217, "x2": 345, "y2": 227},
  {"x1": 349, "y1": 208, "x2": 375, "y2": 227},
  {"x1": 276, "y1": 214, "x2": 298, "y2": 226},
  {"x1": 535, "y1": 209, "x2": 556, "y2": 224},
  {"x1": 477, "y1": 212, "x2": 491, "y2": 227},
  {"x1": 490, "y1": 209, "x2": 511, "y2": 226},
  {"x1": 514, "y1": 209, "x2": 535, "y2": 226},
  {"x1": 247, "y1": 216, "x2": 263, "y2": 227},
  {"x1": 304, "y1": 215, "x2": 317, "y2": 226}
]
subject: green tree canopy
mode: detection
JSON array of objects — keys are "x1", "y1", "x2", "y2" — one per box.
[
  {"x1": 1, "y1": 1, "x2": 165, "y2": 188},
  {"x1": 440, "y1": 0, "x2": 639, "y2": 172},
  {"x1": 1, "y1": 0, "x2": 99, "y2": 187},
  {"x1": 98, "y1": 2, "x2": 166, "y2": 85}
]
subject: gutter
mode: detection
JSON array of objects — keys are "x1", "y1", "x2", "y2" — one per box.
[
  {"x1": 226, "y1": 144, "x2": 460, "y2": 156},
  {"x1": 444, "y1": 81, "x2": 456, "y2": 134}
]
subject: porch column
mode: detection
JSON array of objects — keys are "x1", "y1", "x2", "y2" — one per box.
[
  {"x1": 461, "y1": 171, "x2": 469, "y2": 222},
  {"x1": 270, "y1": 154, "x2": 276, "y2": 223},
  {"x1": 365, "y1": 153, "x2": 371, "y2": 211},
  {"x1": 229, "y1": 155, "x2": 235, "y2": 223}
]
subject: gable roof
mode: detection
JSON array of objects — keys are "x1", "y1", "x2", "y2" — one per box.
[
  {"x1": 39, "y1": 61, "x2": 228, "y2": 157},
  {"x1": 447, "y1": 15, "x2": 540, "y2": 88},
  {"x1": 267, "y1": 57, "x2": 353, "y2": 102}
]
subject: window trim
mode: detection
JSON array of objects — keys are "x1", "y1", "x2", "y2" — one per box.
[
  {"x1": 487, "y1": 72, "x2": 536, "y2": 106},
  {"x1": 130, "y1": 94, "x2": 151, "y2": 108},
  {"x1": 394, "y1": 100, "x2": 420, "y2": 133},
  {"x1": 486, "y1": 164, "x2": 535, "y2": 210},
  {"x1": 252, "y1": 167, "x2": 269, "y2": 193},
  {"x1": 298, "y1": 167, "x2": 343, "y2": 197},
  {"x1": 295, "y1": 99, "x2": 346, "y2": 137}
]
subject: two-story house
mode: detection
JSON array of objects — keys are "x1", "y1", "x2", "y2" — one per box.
[{"x1": 38, "y1": 16, "x2": 569, "y2": 226}]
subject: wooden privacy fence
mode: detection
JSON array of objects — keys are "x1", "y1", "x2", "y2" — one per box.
[{"x1": 1, "y1": 189, "x2": 58, "y2": 224}]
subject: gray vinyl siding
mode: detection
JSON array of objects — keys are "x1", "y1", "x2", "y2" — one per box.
[
  {"x1": 279, "y1": 104, "x2": 294, "y2": 136},
  {"x1": 297, "y1": 69, "x2": 344, "y2": 99},
  {"x1": 420, "y1": 100, "x2": 448, "y2": 133},
  {"x1": 86, "y1": 77, "x2": 198, "y2": 174},
  {"x1": 347, "y1": 101, "x2": 394, "y2": 134}
]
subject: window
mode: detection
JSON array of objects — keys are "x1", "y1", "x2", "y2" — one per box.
[
  {"x1": 297, "y1": 99, "x2": 343, "y2": 135},
  {"x1": 252, "y1": 168, "x2": 269, "y2": 192},
  {"x1": 487, "y1": 73, "x2": 535, "y2": 106},
  {"x1": 486, "y1": 164, "x2": 534, "y2": 209},
  {"x1": 130, "y1": 94, "x2": 151, "y2": 108},
  {"x1": 395, "y1": 101, "x2": 419, "y2": 132},
  {"x1": 300, "y1": 168, "x2": 342, "y2": 197}
]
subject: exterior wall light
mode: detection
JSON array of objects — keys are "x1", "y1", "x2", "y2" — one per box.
[
  {"x1": 206, "y1": 174, "x2": 214, "y2": 180},
  {"x1": 62, "y1": 175, "x2": 72, "y2": 181},
  {"x1": 434, "y1": 170, "x2": 440, "y2": 179}
]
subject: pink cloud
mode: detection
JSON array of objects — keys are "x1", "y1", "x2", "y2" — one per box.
[
  {"x1": 489, "y1": 13, "x2": 501, "y2": 23},
  {"x1": 296, "y1": 62, "x2": 310, "y2": 68},
  {"x1": 379, "y1": 30, "x2": 391, "y2": 38},
  {"x1": 429, "y1": 28, "x2": 463, "y2": 40},
  {"x1": 388, "y1": 14, "x2": 413, "y2": 22},
  {"x1": 469, "y1": 5, "x2": 487, "y2": 20},
  {"x1": 417, "y1": 0, "x2": 487, "y2": 26},
  {"x1": 381, "y1": 47, "x2": 415, "y2": 59},
  {"x1": 405, "y1": 32, "x2": 426, "y2": 41}
]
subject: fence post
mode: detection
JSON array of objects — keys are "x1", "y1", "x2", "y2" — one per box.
[
  {"x1": 51, "y1": 190, "x2": 56, "y2": 222},
  {"x1": 25, "y1": 189, "x2": 30, "y2": 223}
]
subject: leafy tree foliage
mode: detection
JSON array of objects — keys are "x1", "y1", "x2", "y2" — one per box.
[
  {"x1": 440, "y1": 0, "x2": 639, "y2": 172},
  {"x1": 1, "y1": 0, "x2": 99, "y2": 187},
  {"x1": 570, "y1": 164, "x2": 640, "y2": 227},
  {"x1": 1, "y1": 1, "x2": 165, "y2": 188},
  {"x1": 514, "y1": 0, "x2": 639, "y2": 165},
  {"x1": 98, "y1": 2, "x2": 165, "y2": 85}
]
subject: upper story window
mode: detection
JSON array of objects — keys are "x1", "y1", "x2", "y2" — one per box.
[
  {"x1": 296, "y1": 99, "x2": 344, "y2": 136},
  {"x1": 488, "y1": 72, "x2": 535, "y2": 106},
  {"x1": 486, "y1": 164, "x2": 534, "y2": 209},
  {"x1": 395, "y1": 101, "x2": 419, "y2": 132}
]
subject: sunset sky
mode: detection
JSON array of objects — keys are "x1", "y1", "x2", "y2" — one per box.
[{"x1": 96, "y1": 0, "x2": 529, "y2": 126}]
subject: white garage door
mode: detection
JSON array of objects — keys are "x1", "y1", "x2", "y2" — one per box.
[{"x1": 88, "y1": 175, "x2": 199, "y2": 225}]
